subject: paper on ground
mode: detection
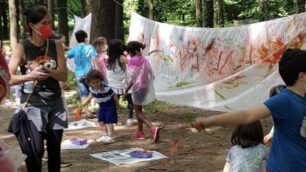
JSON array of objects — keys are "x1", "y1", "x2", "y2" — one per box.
[
  {"x1": 66, "y1": 119, "x2": 97, "y2": 130},
  {"x1": 90, "y1": 147, "x2": 167, "y2": 165},
  {"x1": 61, "y1": 139, "x2": 90, "y2": 149}
]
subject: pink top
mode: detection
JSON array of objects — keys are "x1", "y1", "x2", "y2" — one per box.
[
  {"x1": 128, "y1": 55, "x2": 154, "y2": 92},
  {"x1": 96, "y1": 53, "x2": 107, "y2": 77}
]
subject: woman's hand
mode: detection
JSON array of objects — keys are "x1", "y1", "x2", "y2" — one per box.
[{"x1": 28, "y1": 66, "x2": 49, "y2": 81}]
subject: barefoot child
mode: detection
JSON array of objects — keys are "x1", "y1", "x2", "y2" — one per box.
[
  {"x1": 125, "y1": 41, "x2": 160, "y2": 143},
  {"x1": 81, "y1": 69, "x2": 119, "y2": 143},
  {"x1": 223, "y1": 121, "x2": 269, "y2": 172},
  {"x1": 193, "y1": 49, "x2": 306, "y2": 171}
]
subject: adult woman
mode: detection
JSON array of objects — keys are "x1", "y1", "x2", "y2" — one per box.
[{"x1": 8, "y1": 5, "x2": 67, "y2": 172}]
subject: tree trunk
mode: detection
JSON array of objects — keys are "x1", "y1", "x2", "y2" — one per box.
[
  {"x1": 90, "y1": 0, "x2": 115, "y2": 43},
  {"x1": 48, "y1": 0, "x2": 55, "y2": 28},
  {"x1": 56, "y1": 0, "x2": 69, "y2": 43},
  {"x1": 19, "y1": 0, "x2": 26, "y2": 39},
  {"x1": 2, "y1": 1, "x2": 8, "y2": 40},
  {"x1": 9, "y1": 0, "x2": 18, "y2": 48},
  {"x1": 15, "y1": 0, "x2": 20, "y2": 40},
  {"x1": 204, "y1": 0, "x2": 214, "y2": 28},
  {"x1": 148, "y1": 0, "x2": 154, "y2": 19},
  {"x1": 81, "y1": 0, "x2": 91, "y2": 17},
  {"x1": 259, "y1": 0, "x2": 267, "y2": 21},
  {"x1": 114, "y1": 0, "x2": 124, "y2": 40},
  {"x1": 0, "y1": 0, "x2": 2, "y2": 40},
  {"x1": 195, "y1": 0, "x2": 203, "y2": 27},
  {"x1": 295, "y1": 0, "x2": 305, "y2": 13},
  {"x1": 218, "y1": 0, "x2": 224, "y2": 27}
]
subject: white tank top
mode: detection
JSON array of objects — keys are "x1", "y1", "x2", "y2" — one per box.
[{"x1": 106, "y1": 61, "x2": 130, "y2": 94}]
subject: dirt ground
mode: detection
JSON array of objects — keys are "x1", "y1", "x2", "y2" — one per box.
[{"x1": 0, "y1": 95, "x2": 273, "y2": 172}]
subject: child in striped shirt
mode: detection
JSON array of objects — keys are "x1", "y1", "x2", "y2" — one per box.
[{"x1": 82, "y1": 69, "x2": 119, "y2": 143}]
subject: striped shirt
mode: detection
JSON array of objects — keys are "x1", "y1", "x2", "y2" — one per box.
[{"x1": 89, "y1": 84, "x2": 116, "y2": 107}]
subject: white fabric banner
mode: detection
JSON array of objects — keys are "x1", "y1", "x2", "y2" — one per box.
[
  {"x1": 67, "y1": 13, "x2": 92, "y2": 71},
  {"x1": 128, "y1": 12, "x2": 306, "y2": 112}
]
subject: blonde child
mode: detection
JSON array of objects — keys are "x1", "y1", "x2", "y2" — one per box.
[
  {"x1": 93, "y1": 37, "x2": 108, "y2": 78},
  {"x1": 107, "y1": 39, "x2": 137, "y2": 125},
  {"x1": 125, "y1": 41, "x2": 160, "y2": 143},
  {"x1": 223, "y1": 121, "x2": 269, "y2": 172},
  {"x1": 81, "y1": 69, "x2": 119, "y2": 143}
]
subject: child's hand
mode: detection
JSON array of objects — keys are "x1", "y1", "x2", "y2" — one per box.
[
  {"x1": 263, "y1": 133, "x2": 273, "y2": 145},
  {"x1": 74, "y1": 107, "x2": 83, "y2": 121},
  {"x1": 191, "y1": 118, "x2": 205, "y2": 131}
]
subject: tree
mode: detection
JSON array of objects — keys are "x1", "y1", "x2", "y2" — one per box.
[
  {"x1": 204, "y1": 0, "x2": 214, "y2": 27},
  {"x1": 48, "y1": 0, "x2": 55, "y2": 28},
  {"x1": 114, "y1": 0, "x2": 124, "y2": 40},
  {"x1": 148, "y1": 0, "x2": 153, "y2": 19},
  {"x1": 2, "y1": 1, "x2": 8, "y2": 40},
  {"x1": 9, "y1": 0, "x2": 18, "y2": 48},
  {"x1": 218, "y1": 0, "x2": 224, "y2": 27},
  {"x1": 259, "y1": 0, "x2": 267, "y2": 21},
  {"x1": 56, "y1": 0, "x2": 69, "y2": 42},
  {"x1": 295, "y1": 0, "x2": 305, "y2": 13},
  {"x1": 0, "y1": 0, "x2": 3, "y2": 40},
  {"x1": 195, "y1": 0, "x2": 203, "y2": 27},
  {"x1": 19, "y1": 0, "x2": 27, "y2": 39},
  {"x1": 90, "y1": 0, "x2": 116, "y2": 43},
  {"x1": 80, "y1": 0, "x2": 91, "y2": 17}
]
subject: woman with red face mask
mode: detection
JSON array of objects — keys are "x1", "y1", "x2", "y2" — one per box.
[{"x1": 8, "y1": 5, "x2": 67, "y2": 172}]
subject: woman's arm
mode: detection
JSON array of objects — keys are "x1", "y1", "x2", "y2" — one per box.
[
  {"x1": 195, "y1": 104, "x2": 271, "y2": 129},
  {"x1": 47, "y1": 40, "x2": 68, "y2": 81},
  {"x1": 9, "y1": 43, "x2": 49, "y2": 85}
]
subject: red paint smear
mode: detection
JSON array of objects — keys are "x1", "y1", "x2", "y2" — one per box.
[{"x1": 219, "y1": 50, "x2": 234, "y2": 74}]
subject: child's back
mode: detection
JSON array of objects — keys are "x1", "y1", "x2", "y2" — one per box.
[
  {"x1": 227, "y1": 144, "x2": 268, "y2": 172},
  {"x1": 224, "y1": 121, "x2": 268, "y2": 172}
]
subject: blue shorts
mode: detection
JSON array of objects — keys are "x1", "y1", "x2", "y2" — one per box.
[
  {"x1": 98, "y1": 106, "x2": 118, "y2": 124},
  {"x1": 76, "y1": 75, "x2": 90, "y2": 98}
]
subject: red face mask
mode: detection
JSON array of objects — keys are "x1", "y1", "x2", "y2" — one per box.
[{"x1": 38, "y1": 24, "x2": 52, "y2": 39}]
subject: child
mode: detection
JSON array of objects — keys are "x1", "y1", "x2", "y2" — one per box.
[
  {"x1": 263, "y1": 85, "x2": 286, "y2": 145},
  {"x1": 93, "y1": 37, "x2": 108, "y2": 78},
  {"x1": 223, "y1": 121, "x2": 269, "y2": 172},
  {"x1": 81, "y1": 69, "x2": 119, "y2": 143},
  {"x1": 125, "y1": 41, "x2": 160, "y2": 143},
  {"x1": 106, "y1": 39, "x2": 137, "y2": 125},
  {"x1": 193, "y1": 48, "x2": 306, "y2": 171}
]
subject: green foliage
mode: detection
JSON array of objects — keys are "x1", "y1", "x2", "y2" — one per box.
[
  {"x1": 224, "y1": 0, "x2": 295, "y2": 25},
  {"x1": 67, "y1": 70, "x2": 77, "y2": 90}
]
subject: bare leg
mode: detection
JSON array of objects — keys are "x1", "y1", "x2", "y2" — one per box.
[
  {"x1": 99, "y1": 122, "x2": 107, "y2": 136},
  {"x1": 106, "y1": 124, "x2": 114, "y2": 137},
  {"x1": 134, "y1": 105, "x2": 153, "y2": 131}
]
